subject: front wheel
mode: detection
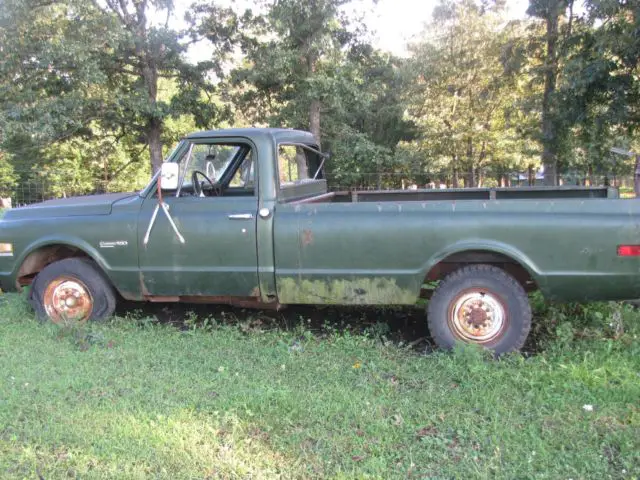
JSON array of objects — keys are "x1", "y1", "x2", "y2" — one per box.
[
  {"x1": 427, "y1": 265, "x2": 531, "y2": 354},
  {"x1": 30, "y1": 258, "x2": 117, "y2": 324}
]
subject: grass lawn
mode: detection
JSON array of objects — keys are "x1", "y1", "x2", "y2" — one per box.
[{"x1": 0, "y1": 293, "x2": 639, "y2": 479}]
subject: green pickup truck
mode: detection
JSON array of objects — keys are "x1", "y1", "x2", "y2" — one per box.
[{"x1": 1, "y1": 128, "x2": 639, "y2": 353}]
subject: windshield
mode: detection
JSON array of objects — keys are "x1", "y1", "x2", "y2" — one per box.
[
  {"x1": 178, "y1": 143, "x2": 242, "y2": 189},
  {"x1": 139, "y1": 140, "x2": 247, "y2": 196}
]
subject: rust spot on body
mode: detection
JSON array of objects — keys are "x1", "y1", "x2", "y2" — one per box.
[
  {"x1": 249, "y1": 286, "x2": 261, "y2": 297},
  {"x1": 302, "y1": 229, "x2": 313, "y2": 246},
  {"x1": 142, "y1": 294, "x2": 282, "y2": 310},
  {"x1": 139, "y1": 271, "x2": 151, "y2": 296}
]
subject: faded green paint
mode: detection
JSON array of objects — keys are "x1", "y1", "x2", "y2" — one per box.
[
  {"x1": 1, "y1": 127, "x2": 640, "y2": 305},
  {"x1": 277, "y1": 277, "x2": 418, "y2": 305}
]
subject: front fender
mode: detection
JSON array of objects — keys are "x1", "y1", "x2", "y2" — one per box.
[{"x1": 12, "y1": 235, "x2": 113, "y2": 284}]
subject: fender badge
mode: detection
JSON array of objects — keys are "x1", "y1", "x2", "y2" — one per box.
[{"x1": 99, "y1": 241, "x2": 128, "y2": 248}]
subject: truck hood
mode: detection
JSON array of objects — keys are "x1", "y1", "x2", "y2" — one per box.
[{"x1": 3, "y1": 192, "x2": 138, "y2": 220}]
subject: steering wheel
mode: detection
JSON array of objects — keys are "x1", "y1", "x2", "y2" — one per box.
[{"x1": 191, "y1": 170, "x2": 221, "y2": 197}]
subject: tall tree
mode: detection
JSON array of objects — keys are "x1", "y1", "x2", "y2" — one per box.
[
  {"x1": 0, "y1": 0, "x2": 109, "y2": 157},
  {"x1": 406, "y1": 0, "x2": 535, "y2": 187},
  {"x1": 223, "y1": 0, "x2": 414, "y2": 190},
  {"x1": 527, "y1": 0, "x2": 569, "y2": 185},
  {"x1": 559, "y1": 0, "x2": 639, "y2": 145},
  {"x1": 524, "y1": 0, "x2": 639, "y2": 185},
  {"x1": 86, "y1": 0, "x2": 232, "y2": 173},
  {"x1": 0, "y1": 0, "x2": 232, "y2": 175},
  {"x1": 229, "y1": 0, "x2": 361, "y2": 147}
]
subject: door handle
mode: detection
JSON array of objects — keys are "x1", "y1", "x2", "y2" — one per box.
[{"x1": 227, "y1": 213, "x2": 254, "y2": 220}]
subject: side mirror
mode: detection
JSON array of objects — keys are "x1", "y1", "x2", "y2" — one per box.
[{"x1": 160, "y1": 163, "x2": 179, "y2": 190}]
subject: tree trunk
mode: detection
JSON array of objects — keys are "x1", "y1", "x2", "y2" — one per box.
[
  {"x1": 465, "y1": 166, "x2": 476, "y2": 188},
  {"x1": 635, "y1": 154, "x2": 640, "y2": 198},
  {"x1": 145, "y1": 62, "x2": 161, "y2": 173},
  {"x1": 528, "y1": 165, "x2": 535, "y2": 186},
  {"x1": 145, "y1": 31, "x2": 162, "y2": 176},
  {"x1": 295, "y1": 147, "x2": 308, "y2": 180},
  {"x1": 466, "y1": 137, "x2": 475, "y2": 188},
  {"x1": 148, "y1": 118, "x2": 163, "y2": 174},
  {"x1": 309, "y1": 99, "x2": 321, "y2": 148},
  {"x1": 542, "y1": 4, "x2": 560, "y2": 186},
  {"x1": 130, "y1": 0, "x2": 164, "y2": 176},
  {"x1": 305, "y1": 49, "x2": 321, "y2": 148}
]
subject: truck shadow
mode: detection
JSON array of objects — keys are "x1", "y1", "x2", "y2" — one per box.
[
  {"x1": 115, "y1": 301, "x2": 438, "y2": 352},
  {"x1": 115, "y1": 301, "x2": 546, "y2": 355}
]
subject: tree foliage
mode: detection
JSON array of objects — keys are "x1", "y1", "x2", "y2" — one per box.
[
  {"x1": 404, "y1": 0, "x2": 539, "y2": 187},
  {"x1": 0, "y1": 0, "x2": 230, "y2": 192},
  {"x1": 226, "y1": 0, "x2": 414, "y2": 188},
  {"x1": 0, "y1": 0, "x2": 638, "y2": 202}
]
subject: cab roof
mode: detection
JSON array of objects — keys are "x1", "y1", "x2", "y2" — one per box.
[{"x1": 185, "y1": 128, "x2": 317, "y2": 146}]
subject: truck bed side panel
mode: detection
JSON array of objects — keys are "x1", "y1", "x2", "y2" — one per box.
[{"x1": 273, "y1": 199, "x2": 640, "y2": 304}]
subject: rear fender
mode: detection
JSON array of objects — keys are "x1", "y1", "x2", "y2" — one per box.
[{"x1": 423, "y1": 239, "x2": 545, "y2": 289}]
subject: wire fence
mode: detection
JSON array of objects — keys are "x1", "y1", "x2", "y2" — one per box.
[
  {"x1": 2, "y1": 171, "x2": 637, "y2": 207},
  {"x1": 5, "y1": 176, "x2": 150, "y2": 208},
  {"x1": 10, "y1": 179, "x2": 131, "y2": 207},
  {"x1": 322, "y1": 172, "x2": 637, "y2": 193}
]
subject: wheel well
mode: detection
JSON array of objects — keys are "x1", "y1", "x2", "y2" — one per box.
[
  {"x1": 17, "y1": 244, "x2": 90, "y2": 288},
  {"x1": 421, "y1": 250, "x2": 538, "y2": 298}
]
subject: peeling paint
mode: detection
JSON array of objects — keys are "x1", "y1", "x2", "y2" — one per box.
[{"x1": 277, "y1": 277, "x2": 418, "y2": 305}]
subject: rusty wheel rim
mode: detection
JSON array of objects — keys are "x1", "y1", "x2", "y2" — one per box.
[
  {"x1": 43, "y1": 276, "x2": 93, "y2": 324},
  {"x1": 448, "y1": 289, "x2": 507, "y2": 344}
]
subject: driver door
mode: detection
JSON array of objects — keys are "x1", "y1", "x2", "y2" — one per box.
[{"x1": 137, "y1": 138, "x2": 260, "y2": 297}]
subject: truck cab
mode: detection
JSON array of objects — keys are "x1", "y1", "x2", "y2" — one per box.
[{"x1": 135, "y1": 128, "x2": 325, "y2": 303}]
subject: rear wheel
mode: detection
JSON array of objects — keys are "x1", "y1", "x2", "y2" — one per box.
[
  {"x1": 30, "y1": 258, "x2": 116, "y2": 324},
  {"x1": 427, "y1": 264, "x2": 531, "y2": 354}
]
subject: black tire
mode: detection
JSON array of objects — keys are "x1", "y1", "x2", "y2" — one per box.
[
  {"x1": 427, "y1": 264, "x2": 531, "y2": 354},
  {"x1": 29, "y1": 257, "x2": 117, "y2": 324}
]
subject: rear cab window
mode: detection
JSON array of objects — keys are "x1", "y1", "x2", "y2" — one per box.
[{"x1": 277, "y1": 144, "x2": 326, "y2": 202}]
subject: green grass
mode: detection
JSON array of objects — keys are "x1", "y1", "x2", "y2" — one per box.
[
  {"x1": 619, "y1": 187, "x2": 636, "y2": 199},
  {"x1": 0, "y1": 294, "x2": 639, "y2": 479}
]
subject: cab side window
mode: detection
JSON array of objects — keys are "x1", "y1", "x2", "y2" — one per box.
[{"x1": 278, "y1": 145, "x2": 310, "y2": 187}]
